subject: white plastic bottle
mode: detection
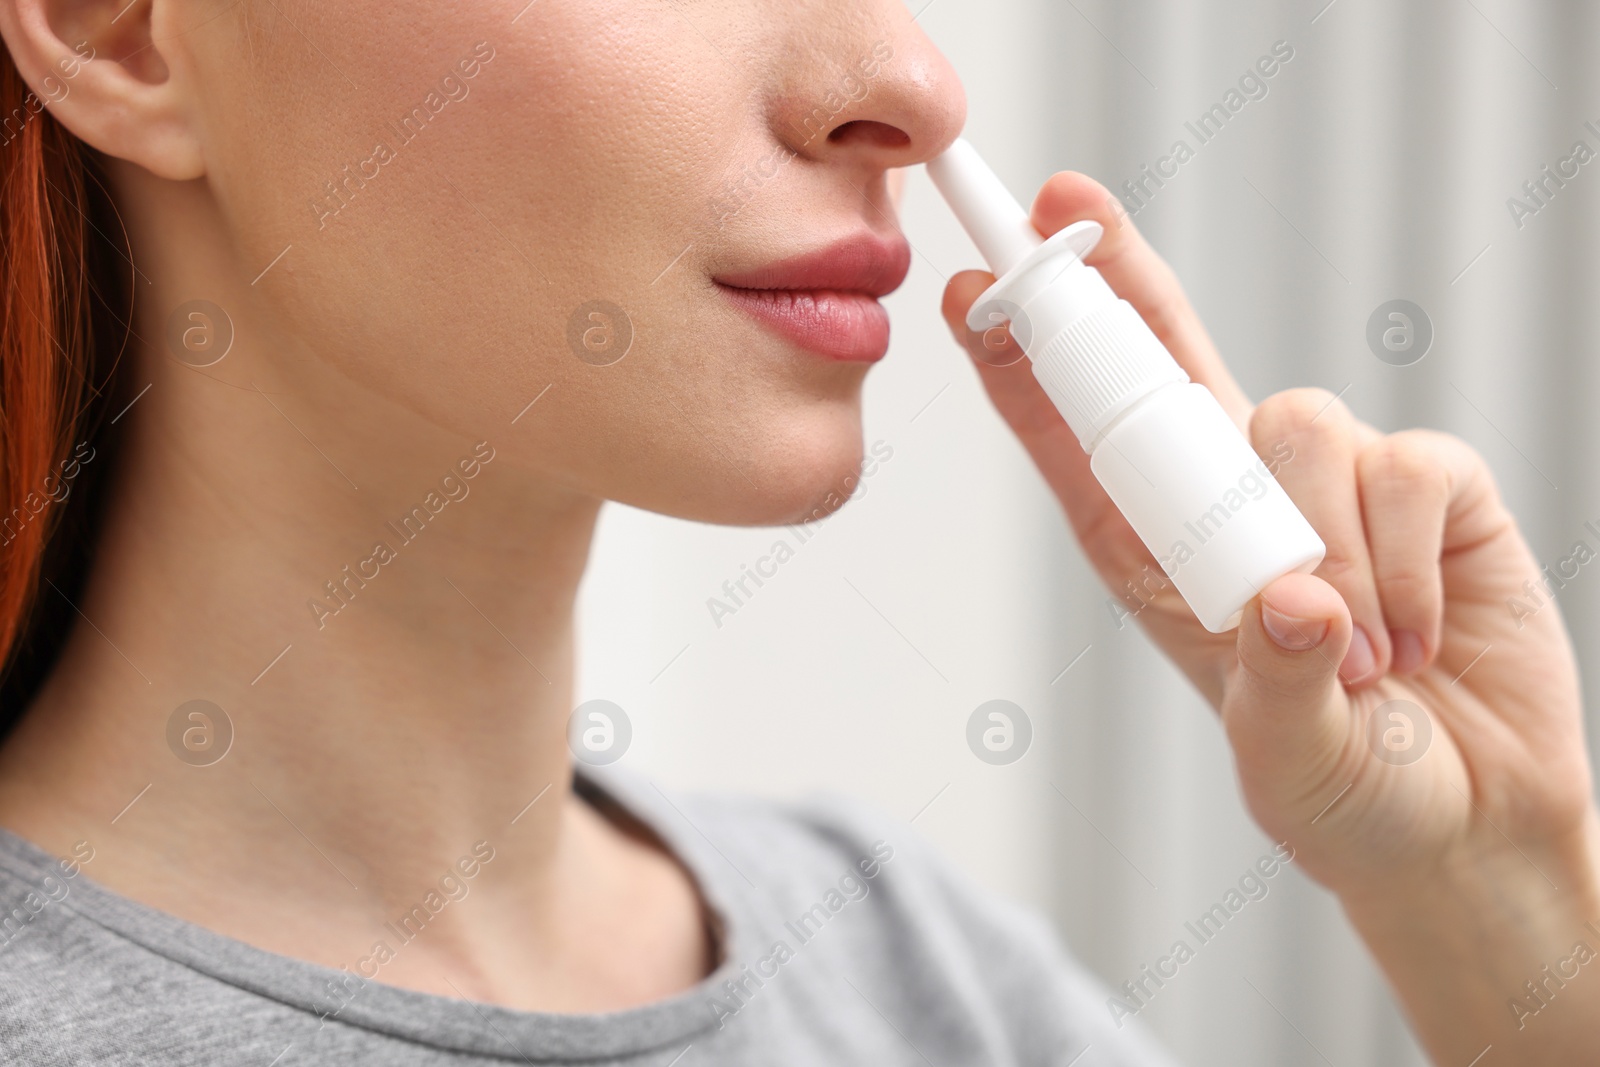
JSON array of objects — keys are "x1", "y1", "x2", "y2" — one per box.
[{"x1": 927, "y1": 139, "x2": 1325, "y2": 632}]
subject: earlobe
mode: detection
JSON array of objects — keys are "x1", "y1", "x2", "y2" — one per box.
[{"x1": 0, "y1": 0, "x2": 205, "y2": 180}]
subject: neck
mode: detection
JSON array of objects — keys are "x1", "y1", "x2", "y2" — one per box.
[{"x1": 0, "y1": 168, "x2": 601, "y2": 960}]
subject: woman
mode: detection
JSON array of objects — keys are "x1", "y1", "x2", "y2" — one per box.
[{"x1": 0, "y1": 0, "x2": 1591, "y2": 1063}]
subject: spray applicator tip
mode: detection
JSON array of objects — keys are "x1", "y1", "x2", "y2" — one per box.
[{"x1": 925, "y1": 138, "x2": 1044, "y2": 277}]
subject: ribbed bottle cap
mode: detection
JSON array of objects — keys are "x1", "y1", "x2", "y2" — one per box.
[{"x1": 1027, "y1": 299, "x2": 1189, "y2": 449}]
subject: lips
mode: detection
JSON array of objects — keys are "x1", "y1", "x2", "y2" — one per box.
[{"x1": 714, "y1": 233, "x2": 912, "y2": 362}]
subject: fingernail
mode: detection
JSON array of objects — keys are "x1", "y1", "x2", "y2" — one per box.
[
  {"x1": 1390, "y1": 629, "x2": 1425, "y2": 674},
  {"x1": 1261, "y1": 601, "x2": 1329, "y2": 651},
  {"x1": 1340, "y1": 625, "x2": 1377, "y2": 684}
]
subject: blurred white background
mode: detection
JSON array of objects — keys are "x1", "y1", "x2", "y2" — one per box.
[{"x1": 576, "y1": 1, "x2": 1600, "y2": 1063}]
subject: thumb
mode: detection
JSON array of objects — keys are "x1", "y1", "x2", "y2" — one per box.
[{"x1": 1224, "y1": 572, "x2": 1357, "y2": 821}]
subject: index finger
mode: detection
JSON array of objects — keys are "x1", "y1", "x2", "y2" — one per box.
[{"x1": 1030, "y1": 171, "x2": 1254, "y2": 428}]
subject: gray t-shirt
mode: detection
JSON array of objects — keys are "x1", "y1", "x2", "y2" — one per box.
[{"x1": 0, "y1": 769, "x2": 1178, "y2": 1065}]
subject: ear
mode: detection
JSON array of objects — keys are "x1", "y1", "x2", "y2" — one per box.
[{"x1": 0, "y1": 0, "x2": 204, "y2": 180}]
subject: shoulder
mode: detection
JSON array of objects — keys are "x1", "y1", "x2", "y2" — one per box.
[
  {"x1": 603, "y1": 772, "x2": 1181, "y2": 1066},
  {"x1": 667, "y1": 781, "x2": 909, "y2": 888},
  {"x1": 0, "y1": 842, "x2": 292, "y2": 1066},
  {"x1": 674, "y1": 782, "x2": 1063, "y2": 970},
  {"x1": 660, "y1": 780, "x2": 1056, "y2": 957},
  {"x1": 0, "y1": 855, "x2": 148, "y2": 1061}
]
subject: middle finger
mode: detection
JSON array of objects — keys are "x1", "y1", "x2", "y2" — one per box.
[{"x1": 1250, "y1": 388, "x2": 1388, "y2": 686}]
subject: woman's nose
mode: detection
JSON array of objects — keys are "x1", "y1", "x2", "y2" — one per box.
[{"x1": 772, "y1": 15, "x2": 967, "y2": 172}]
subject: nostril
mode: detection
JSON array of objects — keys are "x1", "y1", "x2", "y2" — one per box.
[{"x1": 829, "y1": 120, "x2": 912, "y2": 150}]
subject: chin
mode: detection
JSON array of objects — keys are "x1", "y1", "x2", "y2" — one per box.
[
  {"x1": 757, "y1": 395, "x2": 882, "y2": 525},
  {"x1": 653, "y1": 405, "x2": 873, "y2": 528}
]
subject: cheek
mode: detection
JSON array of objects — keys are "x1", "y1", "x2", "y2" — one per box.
[
  {"x1": 192, "y1": 1, "x2": 866, "y2": 525},
  {"x1": 199, "y1": 4, "x2": 748, "y2": 433},
  {"x1": 532, "y1": 339, "x2": 871, "y2": 526}
]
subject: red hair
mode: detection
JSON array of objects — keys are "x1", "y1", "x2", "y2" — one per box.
[{"x1": 0, "y1": 48, "x2": 127, "y2": 719}]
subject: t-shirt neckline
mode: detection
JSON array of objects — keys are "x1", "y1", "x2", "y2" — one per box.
[{"x1": 0, "y1": 768, "x2": 743, "y2": 1060}]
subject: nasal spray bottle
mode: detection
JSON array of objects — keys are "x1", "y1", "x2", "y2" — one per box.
[{"x1": 926, "y1": 139, "x2": 1325, "y2": 632}]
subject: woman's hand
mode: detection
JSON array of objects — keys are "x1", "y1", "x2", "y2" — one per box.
[{"x1": 940, "y1": 172, "x2": 1600, "y2": 1062}]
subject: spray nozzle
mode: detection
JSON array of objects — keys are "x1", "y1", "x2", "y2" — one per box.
[
  {"x1": 927, "y1": 138, "x2": 1114, "y2": 351},
  {"x1": 925, "y1": 138, "x2": 1044, "y2": 277}
]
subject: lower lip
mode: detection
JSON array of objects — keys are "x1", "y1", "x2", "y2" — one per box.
[{"x1": 716, "y1": 286, "x2": 890, "y2": 362}]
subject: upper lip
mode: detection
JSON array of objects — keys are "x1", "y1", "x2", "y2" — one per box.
[{"x1": 713, "y1": 232, "x2": 912, "y2": 298}]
